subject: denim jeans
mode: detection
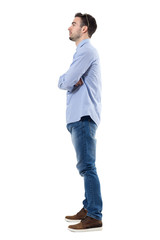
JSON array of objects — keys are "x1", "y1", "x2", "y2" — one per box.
[{"x1": 67, "y1": 116, "x2": 103, "y2": 220}]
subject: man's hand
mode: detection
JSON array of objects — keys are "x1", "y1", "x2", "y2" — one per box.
[{"x1": 75, "y1": 79, "x2": 83, "y2": 87}]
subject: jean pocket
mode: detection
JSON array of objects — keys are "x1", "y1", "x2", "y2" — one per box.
[
  {"x1": 67, "y1": 120, "x2": 81, "y2": 133},
  {"x1": 67, "y1": 123, "x2": 75, "y2": 133}
]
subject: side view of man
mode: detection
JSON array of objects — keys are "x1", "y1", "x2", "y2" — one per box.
[{"x1": 58, "y1": 12, "x2": 103, "y2": 232}]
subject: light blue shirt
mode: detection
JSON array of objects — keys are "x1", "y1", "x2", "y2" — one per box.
[{"x1": 58, "y1": 39, "x2": 102, "y2": 126}]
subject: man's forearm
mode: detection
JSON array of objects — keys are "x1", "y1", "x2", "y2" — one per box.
[
  {"x1": 58, "y1": 70, "x2": 83, "y2": 92},
  {"x1": 58, "y1": 74, "x2": 74, "y2": 91}
]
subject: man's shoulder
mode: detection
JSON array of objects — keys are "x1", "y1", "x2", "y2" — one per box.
[{"x1": 79, "y1": 42, "x2": 98, "y2": 58}]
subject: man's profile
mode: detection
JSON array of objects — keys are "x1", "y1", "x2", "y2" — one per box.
[{"x1": 58, "y1": 13, "x2": 103, "y2": 232}]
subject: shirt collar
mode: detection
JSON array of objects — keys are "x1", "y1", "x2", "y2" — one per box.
[{"x1": 76, "y1": 39, "x2": 90, "y2": 50}]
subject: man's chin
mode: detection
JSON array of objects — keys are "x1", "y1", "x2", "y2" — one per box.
[{"x1": 69, "y1": 37, "x2": 75, "y2": 41}]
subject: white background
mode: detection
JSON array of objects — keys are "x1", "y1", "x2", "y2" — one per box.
[{"x1": 0, "y1": 0, "x2": 160, "y2": 239}]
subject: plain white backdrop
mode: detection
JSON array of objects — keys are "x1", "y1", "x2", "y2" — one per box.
[{"x1": 0, "y1": 0, "x2": 160, "y2": 239}]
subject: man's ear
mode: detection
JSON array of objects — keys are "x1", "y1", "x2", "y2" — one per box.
[{"x1": 82, "y1": 26, "x2": 88, "y2": 34}]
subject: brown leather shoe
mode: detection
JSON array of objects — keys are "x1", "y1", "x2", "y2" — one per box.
[
  {"x1": 65, "y1": 208, "x2": 88, "y2": 223},
  {"x1": 68, "y1": 216, "x2": 103, "y2": 232}
]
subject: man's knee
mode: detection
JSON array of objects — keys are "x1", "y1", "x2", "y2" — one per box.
[{"x1": 77, "y1": 164, "x2": 96, "y2": 176}]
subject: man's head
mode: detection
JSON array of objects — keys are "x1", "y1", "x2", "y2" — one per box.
[{"x1": 68, "y1": 13, "x2": 97, "y2": 45}]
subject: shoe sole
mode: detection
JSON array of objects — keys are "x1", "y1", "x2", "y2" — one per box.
[
  {"x1": 65, "y1": 218, "x2": 81, "y2": 223},
  {"x1": 68, "y1": 227, "x2": 103, "y2": 232}
]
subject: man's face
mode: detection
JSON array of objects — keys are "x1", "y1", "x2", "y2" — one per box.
[{"x1": 68, "y1": 17, "x2": 82, "y2": 42}]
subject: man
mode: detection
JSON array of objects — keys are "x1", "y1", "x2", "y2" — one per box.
[{"x1": 58, "y1": 13, "x2": 103, "y2": 232}]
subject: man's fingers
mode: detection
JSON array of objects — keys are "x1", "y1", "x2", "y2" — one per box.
[{"x1": 75, "y1": 79, "x2": 83, "y2": 86}]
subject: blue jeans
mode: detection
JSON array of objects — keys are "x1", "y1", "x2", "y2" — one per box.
[{"x1": 67, "y1": 116, "x2": 103, "y2": 220}]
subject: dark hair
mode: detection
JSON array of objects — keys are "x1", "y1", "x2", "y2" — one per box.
[{"x1": 75, "y1": 12, "x2": 97, "y2": 38}]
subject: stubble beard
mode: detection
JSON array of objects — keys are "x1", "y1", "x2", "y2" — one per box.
[{"x1": 69, "y1": 30, "x2": 81, "y2": 42}]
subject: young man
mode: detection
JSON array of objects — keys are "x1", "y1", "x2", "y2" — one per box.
[{"x1": 58, "y1": 13, "x2": 103, "y2": 232}]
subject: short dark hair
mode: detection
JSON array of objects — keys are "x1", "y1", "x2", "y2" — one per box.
[{"x1": 75, "y1": 12, "x2": 97, "y2": 38}]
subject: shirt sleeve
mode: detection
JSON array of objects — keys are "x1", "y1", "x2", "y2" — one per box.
[{"x1": 58, "y1": 48, "x2": 95, "y2": 92}]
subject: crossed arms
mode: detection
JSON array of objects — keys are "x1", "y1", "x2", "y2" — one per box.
[{"x1": 58, "y1": 49, "x2": 93, "y2": 92}]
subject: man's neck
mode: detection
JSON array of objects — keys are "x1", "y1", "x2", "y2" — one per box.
[{"x1": 75, "y1": 36, "x2": 90, "y2": 46}]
